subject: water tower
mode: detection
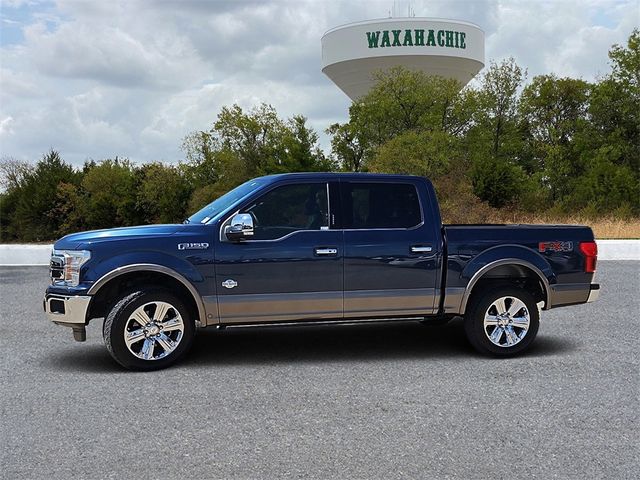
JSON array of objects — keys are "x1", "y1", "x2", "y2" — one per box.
[{"x1": 321, "y1": 17, "x2": 485, "y2": 100}]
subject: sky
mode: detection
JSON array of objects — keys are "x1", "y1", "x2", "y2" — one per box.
[{"x1": 0, "y1": 0, "x2": 638, "y2": 167}]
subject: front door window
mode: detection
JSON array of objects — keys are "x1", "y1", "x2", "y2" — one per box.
[{"x1": 243, "y1": 183, "x2": 329, "y2": 240}]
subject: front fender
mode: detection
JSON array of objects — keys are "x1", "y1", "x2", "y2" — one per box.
[
  {"x1": 84, "y1": 253, "x2": 208, "y2": 326},
  {"x1": 84, "y1": 251, "x2": 205, "y2": 290}
]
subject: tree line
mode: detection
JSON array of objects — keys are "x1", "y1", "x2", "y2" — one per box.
[{"x1": 1, "y1": 30, "x2": 637, "y2": 242}]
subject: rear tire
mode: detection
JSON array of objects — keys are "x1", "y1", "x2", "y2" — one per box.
[
  {"x1": 103, "y1": 287, "x2": 195, "y2": 370},
  {"x1": 464, "y1": 286, "x2": 539, "y2": 356}
]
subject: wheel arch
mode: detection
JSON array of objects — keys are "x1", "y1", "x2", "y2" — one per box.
[
  {"x1": 460, "y1": 258, "x2": 553, "y2": 314},
  {"x1": 86, "y1": 264, "x2": 207, "y2": 326}
]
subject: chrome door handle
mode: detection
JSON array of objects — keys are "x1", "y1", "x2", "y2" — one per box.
[
  {"x1": 411, "y1": 246, "x2": 433, "y2": 253},
  {"x1": 315, "y1": 247, "x2": 338, "y2": 256}
]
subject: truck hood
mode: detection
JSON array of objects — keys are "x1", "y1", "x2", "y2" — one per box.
[{"x1": 55, "y1": 224, "x2": 183, "y2": 250}]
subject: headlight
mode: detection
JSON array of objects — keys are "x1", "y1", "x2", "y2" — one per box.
[{"x1": 51, "y1": 250, "x2": 91, "y2": 286}]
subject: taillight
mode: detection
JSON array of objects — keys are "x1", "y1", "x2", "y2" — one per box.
[{"x1": 579, "y1": 241, "x2": 598, "y2": 273}]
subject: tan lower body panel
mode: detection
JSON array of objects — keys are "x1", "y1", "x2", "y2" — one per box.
[
  {"x1": 549, "y1": 283, "x2": 590, "y2": 308},
  {"x1": 442, "y1": 288, "x2": 465, "y2": 314},
  {"x1": 343, "y1": 288, "x2": 437, "y2": 318},
  {"x1": 217, "y1": 291, "x2": 343, "y2": 324}
]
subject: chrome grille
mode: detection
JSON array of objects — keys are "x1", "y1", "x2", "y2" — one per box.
[{"x1": 50, "y1": 253, "x2": 64, "y2": 283}]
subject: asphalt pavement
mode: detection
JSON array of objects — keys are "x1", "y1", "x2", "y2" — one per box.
[{"x1": 1, "y1": 262, "x2": 638, "y2": 479}]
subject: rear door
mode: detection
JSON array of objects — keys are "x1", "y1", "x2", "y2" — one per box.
[
  {"x1": 340, "y1": 179, "x2": 440, "y2": 318},
  {"x1": 214, "y1": 180, "x2": 343, "y2": 324}
]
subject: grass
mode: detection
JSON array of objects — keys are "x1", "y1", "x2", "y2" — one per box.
[{"x1": 482, "y1": 213, "x2": 640, "y2": 239}]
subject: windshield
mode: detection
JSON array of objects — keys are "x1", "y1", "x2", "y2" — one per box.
[{"x1": 187, "y1": 178, "x2": 267, "y2": 224}]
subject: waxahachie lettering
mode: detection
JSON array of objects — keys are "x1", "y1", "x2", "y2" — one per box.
[{"x1": 366, "y1": 29, "x2": 467, "y2": 49}]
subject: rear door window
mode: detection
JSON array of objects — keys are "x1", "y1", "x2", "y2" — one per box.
[{"x1": 341, "y1": 182, "x2": 422, "y2": 229}]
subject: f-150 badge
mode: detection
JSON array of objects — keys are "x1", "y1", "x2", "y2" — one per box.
[{"x1": 222, "y1": 279, "x2": 238, "y2": 289}]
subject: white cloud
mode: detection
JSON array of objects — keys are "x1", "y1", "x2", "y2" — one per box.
[
  {"x1": 0, "y1": 0, "x2": 636, "y2": 165},
  {"x1": 0, "y1": 67, "x2": 43, "y2": 98},
  {"x1": 0, "y1": 116, "x2": 15, "y2": 136}
]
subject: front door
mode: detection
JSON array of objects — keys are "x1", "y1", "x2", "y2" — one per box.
[
  {"x1": 340, "y1": 179, "x2": 440, "y2": 318},
  {"x1": 214, "y1": 181, "x2": 343, "y2": 324}
]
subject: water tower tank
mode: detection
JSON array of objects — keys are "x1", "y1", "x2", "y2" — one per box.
[{"x1": 322, "y1": 18, "x2": 485, "y2": 100}]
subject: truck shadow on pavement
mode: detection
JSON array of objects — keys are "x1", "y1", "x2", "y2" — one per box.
[
  {"x1": 48, "y1": 319, "x2": 577, "y2": 373},
  {"x1": 185, "y1": 319, "x2": 577, "y2": 367}
]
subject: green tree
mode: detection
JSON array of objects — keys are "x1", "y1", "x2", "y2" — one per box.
[
  {"x1": 519, "y1": 75, "x2": 590, "y2": 200},
  {"x1": 263, "y1": 115, "x2": 333, "y2": 173},
  {"x1": 369, "y1": 130, "x2": 453, "y2": 177},
  {"x1": 10, "y1": 150, "x2": 80, "y2": 241},
  {"x1": 573, "y1": 29, "x2": 640, "y2": 214},
  {"x1": 80, "y1": 159, "x2": 141, "y2": 229},
  {"x1": 213, "y1": 103, "x2": 286, "y2": 178},
  {"x1": 471, "y1": 156, "x2": 529, "y2": 209},
  {"x1": 467, "y1": 58, "x2": 530, "y2": 207},
  {"x1": 180, "y1": 131, "x2": 218, "y2": 188},
  {"x1": 138, "y1": 162, "x2": 191, "y2": 223},
  {"x1": 475, "y1": 57, "x2": 526, "y2": 159},
  {"x1": 51, "y1": 182, "x2": 86, "y2": 236},
  {"x1": 326, "y1": 122, "x2": 368, "y2": 172},
  {"x1": 350, "y1": 67, "x2": 466, "y2": 145},
  {"x1": 0, "y1": 157, "x2": 33, "y2": 191},
  {"x1": 329, "y1": 67, "x2": 474, "y2": 173},
  {"x1": 182, "y1": 104, "x2": 331, "y2": 213},
  {"x1": 0, "y1": 157, "x2": 34, "y2": 241}
]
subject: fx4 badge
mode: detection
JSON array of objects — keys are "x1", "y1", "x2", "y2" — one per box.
[
  {"x1": 539, "y1": 241, "x2": 573, "y2": 253},
  {"x1": 177, "y1": 242, "x2": 209, "y2": 250},
  {"x1": 222, "y1": 279, "x2": 238, "y2": 289}
]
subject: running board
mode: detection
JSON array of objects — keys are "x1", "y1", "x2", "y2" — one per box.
[{"x1": 214, "y1": 316, "x2": 426, "y2": 330}]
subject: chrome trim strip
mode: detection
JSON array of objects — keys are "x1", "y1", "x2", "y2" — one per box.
[
  {"x1": 222, "y1": 224, "x2": 338, "y2": 244},
  {"x1": 411, "y1": 246, "x2": 433, "y2": 253},
  {"x1": 87, "y1": 264, "x2": 209, "y2": 326},
  {"x1": 459, "y1": 258, "x2": 552, "y2": 314},
  {"x1": 222, "y1": 316, "x2": 425, "y2": 329},
  {"x1": 45, "y1": 294, "x2": 91, "y2": 325}
]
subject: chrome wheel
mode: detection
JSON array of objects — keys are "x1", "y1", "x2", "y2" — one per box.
[
  {"x1": 123, "y1": 301, "x2": 184, "y2": 361},
  {"x1": 483, "y1": 296, "x2": 530, "y2": 348}
]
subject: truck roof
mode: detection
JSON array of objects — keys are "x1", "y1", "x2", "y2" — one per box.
[{"x1": 258, "y1": 172, "x2": 428, "y2": 182}]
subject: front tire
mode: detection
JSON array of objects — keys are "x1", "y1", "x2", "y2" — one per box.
[
  {"x1": 464, "y1": 286, "x2": 539, "y2": 356},
  {"x1": 103, "y1": 288, "x2": 195, "y2": 370}
]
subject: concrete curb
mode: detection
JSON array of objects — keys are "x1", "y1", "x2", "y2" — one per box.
[
  {"x1": 595, "y1": 240, "x2": 640, "y2": 261},
  {"x1": 0, "y1": 240, "x2": 638, "y2": 266},
  {"x1": 0, "y1": 244, "x2": 53, "y2": 266}
]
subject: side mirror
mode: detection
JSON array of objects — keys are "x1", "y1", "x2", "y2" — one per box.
[{"x1": 225, "y1": 213, "x2": 254, "y2": 241}]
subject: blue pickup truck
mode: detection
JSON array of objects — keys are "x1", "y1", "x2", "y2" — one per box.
[{"x1": 44, "y1": 173, "x2": 599, "y2": 370}]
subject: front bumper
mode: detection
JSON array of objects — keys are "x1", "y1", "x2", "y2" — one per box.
[{"x1": 44, "y1": 293, "x2": 91, "y2": 325}]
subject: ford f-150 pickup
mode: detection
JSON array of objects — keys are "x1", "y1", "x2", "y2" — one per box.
[{"x1": 44, "y1": 173, "x2": 600, "y2": 370}]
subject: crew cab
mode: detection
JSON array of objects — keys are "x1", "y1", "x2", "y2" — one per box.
[{"x1": 44, "y1": 173, "x2": 600, "y2": 370}]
